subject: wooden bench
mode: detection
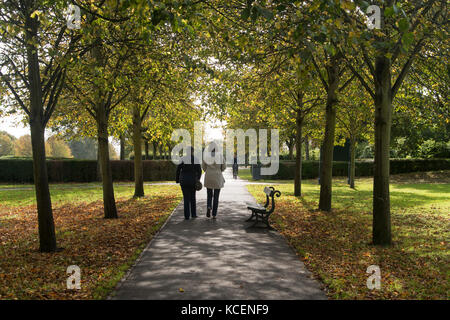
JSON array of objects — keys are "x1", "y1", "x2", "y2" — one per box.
[{"x1": 246, "y1": 186, "x2": 281, "y2": 228}]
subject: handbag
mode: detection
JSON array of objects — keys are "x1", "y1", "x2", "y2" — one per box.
[{"x1": 195, "y1": 180, "x2": 203, "y2": 191}]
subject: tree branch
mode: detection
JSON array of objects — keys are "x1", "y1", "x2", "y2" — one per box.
[
  {"x1": 391, "y1": 37, "x2": 425, "y2": 99},
  {"x1": 311, "y1": 54, "x2": 328, "y2": 91},
  {"x1": 342, "y1": 53, "x2": 375, "y2": 100},
  {"x1": 0, "y1": 70, "x2": 30, "y2": 116}
]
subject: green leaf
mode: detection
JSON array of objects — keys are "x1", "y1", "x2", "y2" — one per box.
[
  {"x1": 258, "y1": 7, "x2": 274, "y2": 21},
  {"x1": 401, "y1": 32, "x2": 414, "y2": 49},
  {"x1": 241, "y1": 7, "x2": 251, "y2": 21},
  {"x1": 398, "y1": 18, "x2": 409, "y2": 33},
  {"x1": 393, "y1": 4, "x2": 399, "y2": 14},
  {"x1": 360, "y1": 1, "x2": 370, "y2": 10},
  {"x1": 250, "y1": 6, "x2": 258, "y2": 22},
  {"x1": 324, "y1": 44, "x2": 335, "y2": 55},
  {"x1": 385, "y1": 7, "x2": 394, "y2": 17}
]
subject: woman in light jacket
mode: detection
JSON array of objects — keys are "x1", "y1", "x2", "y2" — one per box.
[{"x1": 202, "y1": 148, "x2": 226, "y2": 218}]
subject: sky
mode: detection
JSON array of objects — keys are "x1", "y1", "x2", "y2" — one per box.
[{"x1": 1, "y1": 114, "x2": 32, "y2": 138}]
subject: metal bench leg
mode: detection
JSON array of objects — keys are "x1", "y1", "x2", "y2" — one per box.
[
  {"x1": 246, "y1": 211, "x2": 256, "y2": 221},
  {"x1": 263, "y1": 216, "x2": 274, "y2": 230},
  {"x1": 250, "y1": 214, "x2": 260, "y2": 227}
]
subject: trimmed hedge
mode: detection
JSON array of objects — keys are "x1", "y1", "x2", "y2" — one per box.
[
  {"x1": 1, "y1": 158, "x2": 448, "y2": 183},
  {"x1": 0, "y1": 159, "x2": 176, "y2": 183},
  {"x1": 261, "y1": 158, "x2": 450, "y2": 180}
]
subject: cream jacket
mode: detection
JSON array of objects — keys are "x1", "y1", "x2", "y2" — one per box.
[{"x1": 202, "y1": 158, "x2": 226, "y2": 189}]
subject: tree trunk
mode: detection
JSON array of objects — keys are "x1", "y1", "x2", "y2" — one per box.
[
  {"x1": 144, "y1": 140, "x2": 149, "y2": 160},
  {"x1": 305, "y1": 135, "x2": 310, "y2": 160},
  {"x1": 319, "y1": 56, "x2": 341, "y2": 212},
  {"x1": 30, "y1": 122, "x2": 57, "y2": 252},
  {"x1": 97, "y1": 108, "x2": 118, "y2": 219},
  {"x1": 92, "y1": 33, "x2": 117, "y2": 219},
  {"x1": 294, "y1": 111, "x2": 303, "y2": 197},
  {"x1": 287, "y1": 137, "x2": 294, "y2": 160},
  {"x1": 132, "y1": 106, "x2": 144, "y2": 198},
  {"x1": 372, "y1": 56, "x2": 392, "y2": 246},
  {"x1": 167, "y1": 143, "x2": 172, "y2": 160},
  {"x1": 152, "y1": 142, "x2": 157, "y2": 159},
  {"x1": 96, "y1": 147, "x2": 102, "y2": 181},
  {"x1": 26, "y1": 14, "x2": 57, "y2": 252},
  {"x1": 349, "y1": 138, "x2": 356, "y2": 189},
  {"x1": 119, "y1": 134, "x2": 125, "y2": 160}
]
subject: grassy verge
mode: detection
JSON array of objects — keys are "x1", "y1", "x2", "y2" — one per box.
[
  {"x1": 238, "y1": 167, "x2": 289, "y2": 184},
  {"x1": 246, "y1": 173, "x2": 450, "y2": 299},
  {"x1": 238, "y1": 168, "x2": 252, "y2": 181},
  {"x1": 0, "y1": 182, "x2": 173, "y2": 207},
  {"x1": 0, "y1": 185, "x2": 181, "y2": 299}
]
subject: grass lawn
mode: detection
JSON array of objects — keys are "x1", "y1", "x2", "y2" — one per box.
[
  {"x1": 246, "y1": 171, "x2": 450, "y2": 299},
  {"x1": 238, "y1": 167, "x2": 253, "y2": 181},
  {"x1": 0, "y1": 184, "x2": 182, "y2": 299},
  {"x1": 0, "y1": 182, "x2": 173, "y2": 207},
  {"x1": 239, "y1": 167, "x2": 289, "y2": 184}
]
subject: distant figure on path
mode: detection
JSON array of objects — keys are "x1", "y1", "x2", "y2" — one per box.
[
  {"x1": 202, "y1": 147, "x2": 226, "y2": 219},
  {"x1": 232, "y1": 155, "x2": 238, "y2": 179},
  {"x1": 176, "y1": 147, "x2": 202, "y2": 220}
]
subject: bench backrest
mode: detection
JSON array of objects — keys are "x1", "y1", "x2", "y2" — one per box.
[{"x1": 263, "y1": 186, "x2": 281, "y2": 213}]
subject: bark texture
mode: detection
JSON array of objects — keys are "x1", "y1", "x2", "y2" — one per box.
[
  {"x1": 120, "y1": 134, "x2": 125, "y2": 160},
  {"x1": 133, "y1": 105, "x2": 144, "y2": 198},
  {"x1": 294, "y1": 110, "x2": 303, "y2": 197},
  {"x1": 373, "y1": 56, "x2": 392, "y2": 246},
  {"x1": 319, "y1": 56, "x2": 341, "y2": 211},
  {"x1": 92, "y1": 36, "x2": 118, "y2": 219},
  {"x1": 96, "y1": 107, "x2": 118, "y2": 219},
  {"x1": 26, "y1": 13, "x2": 57, "y2": 252},
  {"x1": 349, "y1": 138, "x2": 356, "y2": 189}
]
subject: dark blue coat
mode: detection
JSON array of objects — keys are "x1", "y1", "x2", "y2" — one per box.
[{"x1": 176, "y1": 155, "x2": 202, "y2": 188}]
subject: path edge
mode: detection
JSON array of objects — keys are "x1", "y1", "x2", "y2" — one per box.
[{"x1": 106, "y1": 200, "x2": 182, "y2": 300}]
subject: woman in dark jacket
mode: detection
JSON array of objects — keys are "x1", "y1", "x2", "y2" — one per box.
[{"x1": 176, "y1": 147, "x2": 202, "y2": 220}]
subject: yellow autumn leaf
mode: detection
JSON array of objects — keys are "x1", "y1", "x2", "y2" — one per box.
[{"x1": 30, "y1": 10, "x2": 42, "y2": 18}]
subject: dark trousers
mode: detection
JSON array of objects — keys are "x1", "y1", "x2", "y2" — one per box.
[
  {"x1": 181, "y1": 186, "x2": 196, "y2": 219},
  {"x1": 207, "y1": 188, "x2": 221, "y2": 216}
]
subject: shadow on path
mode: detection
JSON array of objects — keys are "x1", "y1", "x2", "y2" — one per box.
[{"x1": 111, "y1": 169, "x2": 326, "y2": 300}]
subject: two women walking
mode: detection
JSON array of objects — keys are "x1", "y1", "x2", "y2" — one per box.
[{"x1": 175, "y1": 147, "x2": 226, "y2": 220}]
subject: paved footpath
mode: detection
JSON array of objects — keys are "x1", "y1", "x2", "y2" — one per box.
[{"x1": 111, "y1": 168, "x2": 326, "y2": 299}]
